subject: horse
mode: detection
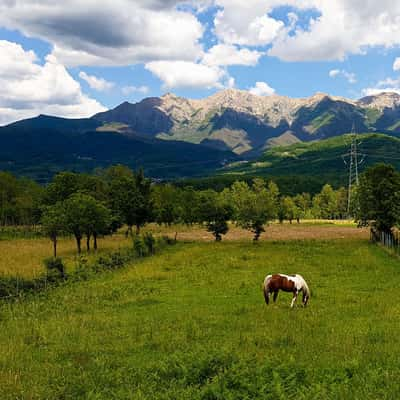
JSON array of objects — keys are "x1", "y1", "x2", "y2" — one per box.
[{"x1": 263, "y1": 274, "x2": 310, "y2": 308}]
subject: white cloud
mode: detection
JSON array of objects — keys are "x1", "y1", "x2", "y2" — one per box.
[
  {"x1": 329, "y1": 69, "x2": 340, "y2": 78},
  {"x1": 0, "y1": 1, "x2": 204, "y2": 67},
  {"x1": 362, "y1": 87, "x2": 400, "y2": 96},
  {"x1": 79, "y1": 71, "x2": 114, "y2": 91},
  {"x1": 393, "y1": 58, "x2": 400, "y2": 71},
  {"x1": 249, "y1": 81, "x2": 275, "y2": 96},
  {"x1": 202, "y1": 44, "x2": 263, "y2": 66},
  {"x1": 268, "y1": 1, "x2": 400, "y2": 62},
  {"x1": 0, "y1": 40, "x2": 106, "y2": 126},
  {"x1": 213, "y1": 0, "x2": 284, "y2": 46},
  {"x1": 329, "y1": 69, "x2": 357, "y2": 83},
  {"x1": 121, "y1": 85, "x2": 150, "y2": 95},
  {"x1": 145, "y1": 60, "x2": 231, "y2": 89},
  {"x1": 362, "y1": 77, "x2": 400, "y2": 96}
]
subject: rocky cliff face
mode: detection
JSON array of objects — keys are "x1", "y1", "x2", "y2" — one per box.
[{"x1": 92, "y1": 90, "x2": 400, "y2": 155}]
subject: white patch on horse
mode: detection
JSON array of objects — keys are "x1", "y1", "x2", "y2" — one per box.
[{"x1": 279, "y1": 274, "x2": 303, "y2": 291}]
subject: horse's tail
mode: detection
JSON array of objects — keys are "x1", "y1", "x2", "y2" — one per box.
[{"x1": 263, "y1": 275, "x2": 272, "y2": 304}]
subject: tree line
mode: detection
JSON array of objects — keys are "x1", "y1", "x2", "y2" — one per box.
[
  {"x1": 0, "y1": 167, "x2": 352, "y2": 249},
  {"x1": 1, "y1": 163, "x2": 398, "y2": 254}
]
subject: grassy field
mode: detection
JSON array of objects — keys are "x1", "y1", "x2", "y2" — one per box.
[
  {"x1": 0, "y1": 222, "x2": 368, "y2": 278},
  {"x1": 1, "y1": 234, "x2": 399, "y2": 399}
]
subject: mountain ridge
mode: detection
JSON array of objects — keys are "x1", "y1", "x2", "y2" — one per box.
[{"x1": 92, "y1": 89, "x2": 400, "y2": 154}]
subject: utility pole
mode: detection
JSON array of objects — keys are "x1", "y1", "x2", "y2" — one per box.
[{"x1": 342, "y1": 124, "x2": 365, "y2": 217}]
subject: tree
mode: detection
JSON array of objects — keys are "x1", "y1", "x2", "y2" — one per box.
[
  {"x1": 355, "y1": 164, "x2": 400, "y2": 233},
  {"x1": 133, "y1": 170, "x2": 152, "y2": 234},
  {"x1": 230, "y1": 178, "x2": 277, "y2": 241},
  {"x1": 43, "y1": 172, "x2": 106, "y2": 206},
  {"x1": 63, "y1": 193, "x2": 111, "y2": 253},
  {"x1": 293, "y1": 193, "x2": 311, "y2": 223},
  {"x1": 107, "y1": 169, "x2": 152, "y2": 236},
  {"x1": 152, "y1": 184, "x2": 182, "y2": 226},
  {"x1": 180, "y1": 187, "x2": 201, "y2": 226},
  {"x1": 313, "y1": 184, "x2": 337, "y2": 219},
  {"x1": 335, "y1": 187, "x2": 348, "y2": 219},
  {"x1": 199, "y1": 190, "x2": 232, "y2": 241},
  {"x1": 281, "y1": 196, "x2": 298, "y2": 224},
  {"x1": 41, "y1": 202, "x2": 66, "y2": 257}
]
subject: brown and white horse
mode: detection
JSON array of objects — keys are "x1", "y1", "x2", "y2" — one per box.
[{"x1": 263, "y1": 274, "x2": 310, "y2": 308}]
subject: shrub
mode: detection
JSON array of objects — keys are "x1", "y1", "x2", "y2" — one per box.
[
  {"x1": 133, "y1": 235, "x2": 146, "y2": 257},
  {"x1": 43, "y1": 257, "x2": 66, "y2": 281},
  {"x1": 143, "y1": 232, "x2": 156, "y2": 255}
]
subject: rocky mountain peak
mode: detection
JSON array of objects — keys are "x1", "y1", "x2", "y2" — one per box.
[{"x1": 358, "y1": 91, "x2": 400, "y2": 109}]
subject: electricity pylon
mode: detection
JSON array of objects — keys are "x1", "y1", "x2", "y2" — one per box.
[{"x1": 342, "y1": 124, "x2": 365, "y2": 217}]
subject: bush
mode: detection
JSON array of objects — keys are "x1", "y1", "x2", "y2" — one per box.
[
  {"x1": 143, "y1": 232, "x2": 156, "y2": 255},
  {"x1": 133, "y1": 235, "x2": 146, "y2": 257},
  {"x1": 43, "y1": 257, "x2": 66, "y2": 281}
]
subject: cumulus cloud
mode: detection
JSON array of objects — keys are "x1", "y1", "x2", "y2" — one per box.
[
  {"x1": 0, "y1": 40, "x2": 106, "y2": 126},
  {"x1": 202, "y1": 44, "x2": 263, "y2": 66},
  {"x1": 79, "y1": 71, "x2": 114, "y2": 91},
  {"x1": 0, "y1": 1, "x2": 204, "y2": 67},
  {"x1": 145, "y1": 60, "x2": 231, "y2": 89},
  {"x1": 268, "y1": 1, "x2": 400, "y2": 62},
  {"x1": 249, "y1": 81, "x2": 275, "y2": 96},
  {"x1": 213, "y1": 0, "x2": 284, "y2": 46},
  {"x1": 329, "y1": 69, "x2": 356, "y2": 83}
]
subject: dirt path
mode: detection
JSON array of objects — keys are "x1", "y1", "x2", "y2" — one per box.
[{"x1": 150, "y1": 223, "x2": 370, "y2": 242}]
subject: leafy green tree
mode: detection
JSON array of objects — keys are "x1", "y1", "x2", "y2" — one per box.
[
  {"x1": 41, "y1": 202, "x2": 66, "y2": 257},
  {"x1": 63, "y1": 193, "x2": 111, "y2": 253},
  {"x1": 43, "y1": 172, "x2": 106, "y2": 205},
  {"x1": 335, "y1": 187, "x2": 348, "y2": 219},
  {"x1": 198, "y1": 190, "x2": 232, "y2": 241},
  {"x1": 107, "y1": 170, "x2": 152, "y2": 236},
  {"x1": 133, "y1": 170, "x2": 152, "y2": 234},
  {"x1": 152, "y1": 184, "x2": 182, "y2": 226},
  {"x1": 0, "y1": 172, "x2": 43, "y2": 226},
  {"x1": 281, "y1": 196, "x2": 298, "y2": 224},
  {"x1": 313, "y1": 184, "x2": 337, "y2": 219},
  {"x1": 180, "y1": 187, "x2": 201, "y2": 225},
  {"x1": 293, "y1": 193, "x2": 311, "y2": 222},
  {"x1": 230, "y1": 178, "x2": 277, "y2": 241},
  {"x1": 355, "y1": 164, "x2": 400, "y2": 233}
]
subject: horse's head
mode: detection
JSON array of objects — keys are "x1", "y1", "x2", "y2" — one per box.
[{"x1": 302, "y1": 291, "x2": 310, "y2": 306}]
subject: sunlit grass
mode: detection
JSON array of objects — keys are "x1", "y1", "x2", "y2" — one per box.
[
  {"x1": 0, "y1": 238, "x2": 399, "y2": 398},
  {"x1": 0, "y1": 222, "x2": 366, "y2": 278}
]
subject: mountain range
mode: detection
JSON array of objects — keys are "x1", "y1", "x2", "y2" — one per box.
[
  {"x1": 1, "y1": 89, "x2": 400, "y2": 183},
  {"x1": 93, "y1": 89, "x2": 400, "y2": 154}
]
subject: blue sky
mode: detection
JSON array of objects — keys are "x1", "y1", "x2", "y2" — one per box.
[{"x1": 0, "y1": 1, "x2": 400, "y2": 125}]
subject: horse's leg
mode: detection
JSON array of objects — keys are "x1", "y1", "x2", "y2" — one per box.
[
  {"x1": 290, "y1": 291, "x2": 298, "y2": 308},
  {"x1": 263, "y1": 286, "x2": 271, "y2": 305},
  {"x1": 273, "y1": 290, "x2": 279, "y2": 303}
]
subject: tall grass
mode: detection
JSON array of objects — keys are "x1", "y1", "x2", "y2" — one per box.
[{"x1": 0, "y1": 239, "x2": 399, "y2": 398}]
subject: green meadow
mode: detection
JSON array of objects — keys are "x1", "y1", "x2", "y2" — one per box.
[{"x1": 1, "y1": 238, "x2": 400, "y2": 399}]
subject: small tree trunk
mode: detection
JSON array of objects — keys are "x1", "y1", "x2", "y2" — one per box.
[
  {"x1": 289, "y1": 219, "x2": 292, "y2": 224},
  {"x1": 93, "y1": 233, "x2": 98, "y2": 250},
  {"x1": 174, "y1": 231, "x2": 178, "y2": 242},
  {"x1": 53, "y1": 236, "x2": 57, "y2": 258},
  {"x1": 215, "y1": 233, "x2": 222, "y2": 241},
  {"x1": 297, "y1": 218, "x2": 300, "y2": 224},
  {"x1": 86, "y1": 234, "x2": 90, "y2": 252},
  {"x1": 136, "y1": 224, "x2": 140, "y2": 235},
  {"x1": 75, "y1": 235, "x2": 82, "y2": 254}
]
